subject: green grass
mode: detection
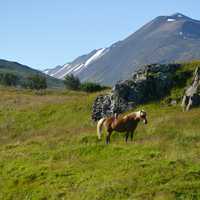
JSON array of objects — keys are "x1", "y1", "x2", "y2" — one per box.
[
  {"x1": 0, "y1": 87, "x2": 200, "y2": 200},
  {"x1": 1, "y1": 59, "x2": 200, "y2": 200}
]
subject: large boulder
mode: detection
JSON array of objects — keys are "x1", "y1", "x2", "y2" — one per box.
[{"x1": 92, "y1": 63, "x2": 180, "y2": 121}]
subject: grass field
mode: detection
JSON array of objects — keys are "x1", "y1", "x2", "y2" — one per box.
[{"x1": 0, "y1": 87, "x2": 200, "y2": 200}]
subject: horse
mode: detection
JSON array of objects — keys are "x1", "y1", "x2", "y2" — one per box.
[{"x1": 97, "y1": 110, "x2": 147, "y2": 144}]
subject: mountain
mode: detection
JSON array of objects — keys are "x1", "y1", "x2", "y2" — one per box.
[
  {"x1": 0, "y1": 59, "x2": 64, "y2": 88},
  {"x1": 44, "y1": 13, "x2": 200, "y2": 85},
  {"x1": 43, "y1": 49, "x2": 109, "y2": 79}
]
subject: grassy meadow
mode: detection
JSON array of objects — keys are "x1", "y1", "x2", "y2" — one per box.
[{"x1": 0, "y1": 86, "x2": 200, "y2": 200}]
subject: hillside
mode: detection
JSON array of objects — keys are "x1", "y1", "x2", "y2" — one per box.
[
  {"x1": 0, "y1": 59, "x2": 64, "y2": 88},
  {"x1": 1, "y1": 62, "x2": 200, "y2": 199},
  {"x1": 44, "y1": 13, "x2": 200, "y2": 85}
]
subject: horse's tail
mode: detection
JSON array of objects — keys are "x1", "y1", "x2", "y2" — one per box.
[{"x1": 97, "y1": 118, "x2": 106, "y2": 140}]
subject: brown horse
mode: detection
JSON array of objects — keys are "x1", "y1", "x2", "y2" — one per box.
[{"x1": 97, "y1": 110, "x2": 147, "y2": 144}]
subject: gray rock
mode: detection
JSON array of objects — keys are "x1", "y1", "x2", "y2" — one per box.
[
  {"x1": 181, "y1": 67, "x2": 200, "y2": 111},
  {"x1": 170, "y1": 100, "x2": 177, "y2": 106},
  {"x1": 92, "y1": 63, "x2": 180, "y2": 121}
]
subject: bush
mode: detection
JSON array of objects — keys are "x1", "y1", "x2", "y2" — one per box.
[
  {"x1": 26, "y1": 74, "x2": 47, "y2": 90},
  {"x1": 0, "y1": 73, "x2": 19, "y2": 86},
  {"x1": 80, "y1": 82, "x2": 106, "y2": 92},
  {"x1": 64, "y1": 74, "x2": 80, "y2": 90}
]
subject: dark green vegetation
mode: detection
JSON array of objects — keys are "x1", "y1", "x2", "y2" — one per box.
[
  {"x1": 80, "y1": 82, "x2": 107, "y2": 93},
  {"x1": 0, "y1": 73, "x2": 19, "y2": 86},
  {"x1": 64, "y1": 74, "x2": 106, "y2": 92},
  {"x1": 25, "y1": 74, "x2": 47, "y2": 90},
  {"x1": 1, "y1": 62, "x2": 200, "y2": 200},
  {"x1": 64, "y1": 74, "x2": 81, "y2": 90},
  {"x1": 0, "y1": 59, "x2": 64, "y2": 88},
  {"x1": 0, "y1": 73, "x2": 47, "y2": 90}
]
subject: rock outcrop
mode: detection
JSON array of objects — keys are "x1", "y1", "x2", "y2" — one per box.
[
  {"x1": 92, "y1": 63, "x2": 181, "y2": 121},
  {"x1": 181, "y1": 67, "x2": 200, "y2": 111}
]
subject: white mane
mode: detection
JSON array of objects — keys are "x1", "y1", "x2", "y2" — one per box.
[{"x1": 123, "y1": 110, "x2": 144, "y2": 119}]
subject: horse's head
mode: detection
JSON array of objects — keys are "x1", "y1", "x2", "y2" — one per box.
[{"x1": 139, "y1": 110, "x2": 147, "y2": 124}]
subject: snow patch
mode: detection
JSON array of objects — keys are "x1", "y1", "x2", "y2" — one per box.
[
  {"x1": 59, "y1": 64, "x2": 81, "y2": 78},
  {"x1": 73, "y1": 64, "x2": 84, "y2": 72},
  {"x1": 178, "y1": 14, "x2": 183, "y2": 17},
  {"x1": 51, "y1": 64, "x2": 69, "y2": 76},
  {"x1": 44, "y1": 70, "x2": 49, "y2": 74},
  {"x1": 85, "y1": 48, "x2": 106, "y2": 66},
  {"x1": 167, "y1": 18, "x2": 176, "y2": 22}
]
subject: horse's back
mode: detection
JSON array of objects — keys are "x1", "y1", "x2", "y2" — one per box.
[{"x1": 112, "y1": 116, "x2": 139, "y2": 132}]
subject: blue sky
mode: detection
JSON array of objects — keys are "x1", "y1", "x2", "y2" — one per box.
[{"x1": 1, "y1": 0, "x2": 200, "y2": 70}]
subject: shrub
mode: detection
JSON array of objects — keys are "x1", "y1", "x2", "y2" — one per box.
[
  {"x1": 0, "y1": 73, "x2": 19, "y2": 86},
  {"x1": 80, "y1": 82, "x2": 106, "y2": 92},
  {"x1": 64, "y1": 74, "x2": 80, "y2": 90},
  {"x1": 26, "y1": 74, "x2": 47, "y2": 90}
]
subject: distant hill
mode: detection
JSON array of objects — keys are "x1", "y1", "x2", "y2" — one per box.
[
  {"x1": 0, "y1": 59, "x2": 64, "y2": 88},
  {"x1": 44, "y1": 13, "x2": 200, "y2": 85}
]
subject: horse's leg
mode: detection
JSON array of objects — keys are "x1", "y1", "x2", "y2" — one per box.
[
  {"x1": 125, "y1": 132, "x2": 129, "y2": 143},
  {"x1": 106, "y1": 130, "x2": 112, "y2": 144},
  {"x1": 130, "y1": 131, "x2": 134, "y2": 141}
]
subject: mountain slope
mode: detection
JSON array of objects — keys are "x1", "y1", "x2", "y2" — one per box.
[
  {"x1": 45, "y1": 13, "x2": 200, "y2": 85},
  {"x1": 44, "y1": 49, "x2": 109, "y2": 79},
  {"x1": 0, "y1": 59, "x2": 64, "y2": 88}
]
